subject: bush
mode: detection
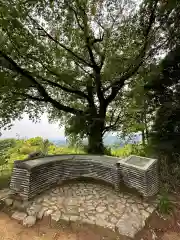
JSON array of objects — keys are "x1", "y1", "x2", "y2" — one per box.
[
  {"x1": 158, "y1": 156, "x2": 180, "y2": 192},
  {"x1": 40, "y1": 139, "x2": 51, "y2": 155},
  {"x1": 112, "y1": 143, "x2": 149, "y2": 158},
  {"x1": 104, "y1": 147, "x2": 112, "y2": 156},
  {"x1": 158, "y1": 191, "x2": 173, "y2": 214},
  {"x1": 25, "y1": 137, "x2": 43, "y2": 146},
  {"x1": 0, "y1": 139, "x2": 16, "y2": 151},
  {"x1": 0, "y1": 156, "x2": 8, "y2": 166},
  {"x1": 19, "y1": 145, "x2": 34, "y2": 155}
]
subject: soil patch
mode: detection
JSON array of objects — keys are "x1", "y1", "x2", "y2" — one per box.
[
  {"x1": 135, "y1": 194, "x2": 180, "y2": 239},
  {"x1": 0, "y1": 211, "x2": 128, "y2": 240}
]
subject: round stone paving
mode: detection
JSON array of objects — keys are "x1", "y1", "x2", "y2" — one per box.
[{"x1": 25, "y1": 182, "x2": 156, "y2": 238}]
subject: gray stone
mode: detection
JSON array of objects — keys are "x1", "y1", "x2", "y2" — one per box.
[
  {"x1": 61, "y1": 213, "x2": 70, "y2": 222},
  {"x1": 57, "y1": 180, "x2": 63, "y2": 185},
  {"x1": 141, "y1": 209, "x2": 150, "y2": 219},
  {"x1": 42, "y1": 201, "x2": 49, "y2": 207},
  {"x1": 13, "y1": 200, "x2": 23, "y2": 210},
  {"x1": 43, "y1": 196, "x2": 50, "y2": 202},
  {"x1": 51, "y1": 211, "x2": 61, "y2": 221},
  {"x1": 86, "y1": 215, "x2": 96, "y2": 223},
  {"x1": 57, "y1": 197, "x2": 64, "y2": 205},
  {"x1": 51, "y1": 206, "x2": 58, "y2": 211},
  {"x1": 27, "y1": 151, "x2": 42, "y2": 159},
  {"x1": 96, "y1": 206, "x2": 106, "y2": 213},
  {"x1": 109, "y1": 216, "x2": 118, "y2": 224},
  {"x1": 86, "y1": 205, "x2": 95, "y2": 211},
  {"x1": 12, "y1": 212, "x2": 27, "y2": 222},
  {"x1": 44, "y1": 209, "x2": 53, "y2": 216},
  {"x1": 51, "y1": 197, "x2": 57, "y2": 202},
  {"x1": 86, "y1": 195, "x2": 93, "y2": 200},
  {"x1": 36, "y1": 207, "x2": 47, "y2": 220},
  {"x1": 78, "y1": 207, "x2": 84, "y2": 213},
  {"x1": 70, "y1": 215, "x2": 80, "y2": 222},
  {"x1": 95, "y1": 218, "x2": 109, "y2": 228},
  {"x1": 27, "y1": 205, "x2": 41, "y2": 216},
  {"x1": 83, "y1": 218, "x2": 95, "y2": 225},
  {"x1": 147, "y1": 206, "x2": 155, "y2": 213},
  {"x1": 52, "y1": 188, "x2": 59, "y2": 194},
  {"x1": 66, "y1": 206, "x2": 79, "y2": 215},
  {"x1": 22, "y1": 200, "x2": 31, "y2": 209},
  {"x1": 0, "y1": 189, "x2": 11, "y2": 200},
  {"x1": 23, "y1": 216, "x2": 36, "y2": 227},
  {"x1": 5, "y1": 198, "x2": 13, "y2": 206},
  {"x1": 116, "y1": 212, "x2": 143, "y2": 238},
  {"x1": 36, "y1": 197, "x2": 43, "y2": 204}
]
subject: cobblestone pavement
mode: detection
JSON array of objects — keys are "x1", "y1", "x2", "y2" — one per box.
[
  {"x1": 0, "y1": 182, "x2": 156, "y2": 238},
  {"x1": 30, "y1": 183, "x2": 155, "y2": 238}
]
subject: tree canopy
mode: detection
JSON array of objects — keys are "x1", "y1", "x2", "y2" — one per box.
[{"x1": 0, "y1": 0, "x2": 171, "y2": 153}]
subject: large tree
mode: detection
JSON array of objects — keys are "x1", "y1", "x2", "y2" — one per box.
[{"x1": 0, "y1": 0, "x2": 161, "y2": 154}]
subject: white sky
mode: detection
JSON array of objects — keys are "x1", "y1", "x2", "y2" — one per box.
[{"x1": 0, "y1": 114, "x2": 65, "y2": 139}]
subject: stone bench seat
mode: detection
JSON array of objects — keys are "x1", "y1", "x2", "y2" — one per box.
[{"x1": 10, "y1": 154, "x2": 159, "y2": 200}]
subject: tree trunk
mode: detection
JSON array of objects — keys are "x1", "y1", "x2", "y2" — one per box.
[
  {"x1": 142, "y1": 130, "x2": 145, "y2": 146},
  {"x1": 87, "y1": 120, "x2": 105, "y2": 155},
  {"x1": 144, "y1": 112, "x2": 149, "y2": 143}
]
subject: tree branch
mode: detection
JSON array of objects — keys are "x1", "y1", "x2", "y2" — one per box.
[
  {"x1": 34, "y1": 64, "x2": 95, "y2": 106},
  {"x1": 29, "y1": 16, "x2": 92, "y2": 68},
  {"x1": 72, "y1": 60, "x2": 93, "y2": 77},
  {"x1": 12, "y1": 92, "x2": 46, "y2": 102},
  {"x1": 103, "y1": 111, "x2": 122, "y2": 133},
  {"x1": 105, "y1": 0, "x2": 158, "y2": 105},
  {"x1": 67, "y1": 4, "x2": 84, "y2": 31},
  {"x1": 74, "y1": 5, "x2": 105, "y2": 105},
  {"x1": 0, "y1": 50, "x2": 84, "y2": 115},
  {"x1": 39, "y1": 76, "x2": 91, "y2": 101}
]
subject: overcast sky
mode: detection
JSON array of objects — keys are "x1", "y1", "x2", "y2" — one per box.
[{"x1": 0, "y1": 114, "x2": 65, "y2": 139}]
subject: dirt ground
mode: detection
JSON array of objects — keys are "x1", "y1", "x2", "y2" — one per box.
[
  {"x1": 1, "y1": 198, "x2": 180, "y2": 240},
  {"x1": 135, "y1": 195, "x2": 180, "y2": 240},
  {"x1": 0, "y1": 211, "x2": 126, "y2": 240}
]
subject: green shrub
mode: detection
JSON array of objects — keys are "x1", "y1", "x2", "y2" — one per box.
[
  {"x1": 112, "y1": 143, "x2": 150, "y2": 158},
  {"x1": 0, "y1": 156, "x2": 8, "y2": 166},
  {"x1": 19, "y1": 145, "x2": 34, "y2": 155},
  {"x1": 158, "y1": 155, "x2": 180, "y2": 192},
  {"x1": 0, "y1": 139, "x2": 16, "y2": 151},
  {"x1": 158, "y1": 191, "x2": 173, "y2": 214},
  {"x1": 40, "y1": 139, "x2": 51, "y2": 155},
  {"x1": 25, "y1": 137, "x2": 43, "y2": 146},
  {"x1": 8, "y1": 153, "x2": 27, "y2": 161},
  {"x1": 104, "y1": 147, "x2": 112, "y2": 156}
]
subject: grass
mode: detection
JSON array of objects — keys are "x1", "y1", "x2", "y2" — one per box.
[{"x1": 0, "y1": 163, "x2": 13, "y2": 189}]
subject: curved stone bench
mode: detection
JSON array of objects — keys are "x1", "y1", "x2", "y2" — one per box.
[
  {"x1": 10, "y1": 155, "x2": 121, "y2": 200},
  {"x1": 10, "y1": 154, "x2": 159, "y2": 200}
]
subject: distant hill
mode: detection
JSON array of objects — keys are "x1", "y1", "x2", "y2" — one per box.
[
  {"x1": 50, "y1": 138, "x2": 67, "y2": 146},
  {"x1": 103, "y1": 133, "x2": 141, "y2": 147},
  {"x1": 50, "y1": 133, "x2": 141, "y2": 147}
]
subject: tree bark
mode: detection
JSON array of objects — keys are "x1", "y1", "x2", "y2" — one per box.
[
  {"x1": 142, "y1": 130, "x2": 146, "y2": 146},
  {"x1": 87, "y1": 118, "x2": 105, "y2": 155},
  {"x1": 144, "y1": 110, "x2": 149, "y2": 143}
]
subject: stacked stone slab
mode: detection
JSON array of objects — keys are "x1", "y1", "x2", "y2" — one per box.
[
  {"x1": 118, "y1": 155, "x2": 159, "y2": 197},
  {"x1": 10, "y1": 154, "x2": 159, "y2": 200},
  {"x1": 10, "y1": 155, "x2": 120, "y2": 200}
]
